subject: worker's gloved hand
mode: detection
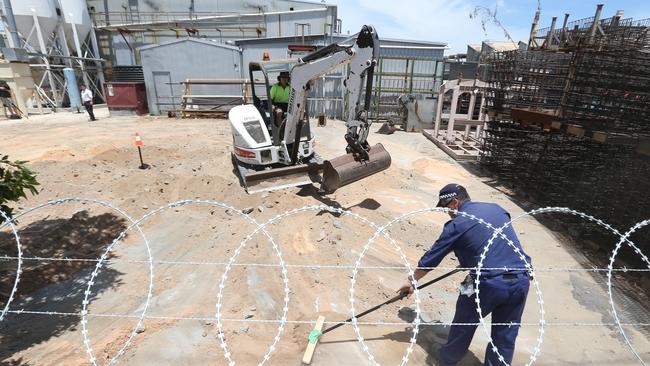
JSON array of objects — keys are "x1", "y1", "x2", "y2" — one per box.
[{"x1": 397, "y1": 283, "x2": 414, "y2": 299}]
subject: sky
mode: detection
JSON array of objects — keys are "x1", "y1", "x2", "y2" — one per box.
[{"x1": 335, "y1": 0, "x2": 650, "y2": 53}]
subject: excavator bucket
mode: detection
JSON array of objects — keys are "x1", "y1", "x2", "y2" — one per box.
[
  {"x1": 321, "y1": 143, "x2": 391, "y2": 192},
  {"x1": 377, "y1": 121, "x2": 397, "y2": 135}
]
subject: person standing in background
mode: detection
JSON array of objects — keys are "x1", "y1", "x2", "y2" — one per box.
[
  {"x1": 0, "y1": 80, "x2": 21, "y2": 119},
  {"x1": 80, "y1": 84, "x2": 96, "y2": 121}
]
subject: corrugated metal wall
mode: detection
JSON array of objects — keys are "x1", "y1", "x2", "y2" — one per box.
[
  {"x1": 371, "y1": 54, "x2": 445, "y2": 121},
  {"x1": 306, "y1": 64, "x2": 347, "y2": 119},
  {"x1": 139, "y1": 39, "x2": 242, "y2": 114},
  {"x1": 139, "y1": 37, "x2": 446, "y2": 120}
]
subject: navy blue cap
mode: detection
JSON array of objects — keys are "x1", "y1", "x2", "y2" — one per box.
[{"x1": 436, "y1": 183, "x2": 469, "y2": 207}]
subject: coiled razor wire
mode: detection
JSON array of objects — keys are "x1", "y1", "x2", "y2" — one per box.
[
  {"x1": 495, "y1": 207, "x2": 650, "y2": 366},
  {"x1": 608, "y1": 218, "x2": 650, "y2": 365},
  {"x1": 476, "y1": 212, "x2": 543, "y2": 366},
  {"x1": 1, "y1": 199, "x2": 649, "y2": 365},
  {"x1": 349, "y1": 207, "x2": 445, "y2": 366},
  {"x1": 72, "y1": 199, "x2": 281, "y2": 366},
  {"x1": 0, "y1": 209, "x2": 21, "y2": 322},
  {"x1": 213, "y1": 201, "x2": 291, "y2": 366},
  {"x1": 245, "y1": 205, "x2": 408, "y2": 366},
  {"x1": 349, "y1": 206, "x2": 544, "y2": 366},
  {"x1": 0, "y1": 198, "x2": 154, "y2": 366}
]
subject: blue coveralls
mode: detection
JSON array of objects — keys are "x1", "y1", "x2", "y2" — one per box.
[{"x1": 418, "y1": 201, "x2": 531, "y2": 365}]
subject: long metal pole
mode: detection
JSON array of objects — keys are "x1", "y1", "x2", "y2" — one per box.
[
  {"x1": 588, "y1": 4, "x2": 604, "y2": 45},
  {"x1": 70, "y1": 16, "x2": 90, "y2": 88},
  {"x1": 57, "y1": 26, "x2": 73, "y2": 66},
  {"x1": 89, "y1": 28, "x2": 106, "y2": 99},
  {"x1": 32, "y1": 9, "x2": 59, "y2": 106},
  {"x1": 322, "y1": 268, "x2": 463, "y2": 335}
]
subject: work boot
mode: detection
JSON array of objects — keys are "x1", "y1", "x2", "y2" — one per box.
[{"x1": 430, "y1": 343, "x2": 455, "y2": 366}]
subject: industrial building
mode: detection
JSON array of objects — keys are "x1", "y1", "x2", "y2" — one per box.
[
  {"x1": 87, "y1": 0, "x2": 340, "y2": 67},
  {"x1": 0, "y1": 0, "x2": 447, "y2": 122},
  {"x1": 3, "y1": 3, "x2": 650, "y2": 365}
]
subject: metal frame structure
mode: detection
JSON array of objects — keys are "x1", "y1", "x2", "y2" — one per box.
[
  {"x1": 0, "y1": 2, "x2": 105, "y2": 111},
  {"x1": 480, "y1": 5, "x2": 650, "y2": 254},
  {"x1": 423, "y1": 78, "x2": 488, "y2": 161}
]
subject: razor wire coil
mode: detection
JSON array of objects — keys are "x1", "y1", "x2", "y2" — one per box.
[{"x1": 0, "y1": 198, "x2": 648, "y2": 365}]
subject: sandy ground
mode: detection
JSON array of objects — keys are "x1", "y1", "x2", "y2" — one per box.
[{"x1": 0, "y1": 106, "x2": 649, "y2": 365}]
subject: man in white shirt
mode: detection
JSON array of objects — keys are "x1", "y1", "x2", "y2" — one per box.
[{"x1": 80, "y1": 84, "x2": 96, "y2": 121}]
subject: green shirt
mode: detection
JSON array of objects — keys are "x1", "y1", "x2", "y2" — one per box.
[{"x1": 270, "y1": 83, "x2": 291, "y2": 104}]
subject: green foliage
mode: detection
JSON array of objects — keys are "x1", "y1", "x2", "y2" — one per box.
[{"x1": 0, "y1": 155, "x2": 39, "y2": 218}]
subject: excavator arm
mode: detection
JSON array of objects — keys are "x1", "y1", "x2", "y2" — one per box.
[
  {"x1": 283, "y1": 25, "x2": 391, "y2": 191},
  {"x1": 284, "y1": 25, "x2": 379, "y2": 160}
]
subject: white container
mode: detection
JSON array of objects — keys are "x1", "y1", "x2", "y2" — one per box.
[
  {"x1": 60, "y1": 0, "x2": 92, "y2": 51},
  {"x1": 10, "y1": 0, "x2": 59, "y2": 50}
]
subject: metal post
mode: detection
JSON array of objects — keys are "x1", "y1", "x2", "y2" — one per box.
[
  {"x1": 70, "y1": 15, "x2": 91, "y2": 88},
  {"x1": 560, "y1": 13, "x2": 570, "y2": 46},
  {"x1": 89, "y1": 28, "x2": 106, "y2": 98},
  {"x1": 528, "y1": 10, "x2": 540, "y2": 49},
  {"x1": 32, "y1": 9, "x2": 59, "y2": 105},
  {"x1": 57, "y1": 26, "x2": 73, "y2": 66},
  {"x1": 588, "y1": 4, "x2": 604, "y2": 45},
  {"x1": 408, "y1": 60, "x2": 415, "y2": 94},
  {"x1": 545, "y1": 17, "x2": 557, "y2": 49},
  {"x1": 103, "y1": 0, "x2": 115, "y2": 66},
  {"x1": 137, "y1": 146, "x2": 146, "y2": 169}
]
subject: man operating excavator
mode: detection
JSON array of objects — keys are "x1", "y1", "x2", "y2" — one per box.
[{"x1": 270, "y1": 71, "x2": 291, "y2": 126}]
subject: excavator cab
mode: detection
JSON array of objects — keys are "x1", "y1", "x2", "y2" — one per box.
[{"x1": 248, "y1": 61, "x2": 311, "y2": 147}]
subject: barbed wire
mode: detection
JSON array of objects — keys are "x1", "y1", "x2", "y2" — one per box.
[
  {"x1": 0, "y1": 208, "x2": 21, "y2": 323},
  {"x1": 608, "y1": 218, "x2": 650, "y2": 365},
  {"x1": 502, "y1": 207, "x2": 650, "y2": 366},
  {"x1": 5, "y1": 309, "x2": 650, "y2": 328},
  {"x1": 2, "y1": 255, "x2": 648, "y2": 272},
  {"x1": 0, "y1": 197, "x2": 154, "y2": 366},
  {"x1": 1, "y1": 198, "x2": 649, "y2": 366}
]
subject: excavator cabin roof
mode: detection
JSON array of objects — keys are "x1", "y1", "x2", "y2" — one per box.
[{"x1": 249, "y1": 59, "x2": 299, "y2": 74}]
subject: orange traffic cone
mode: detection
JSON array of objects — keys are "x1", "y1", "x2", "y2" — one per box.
[{"x1": 135, "y1": 132, "x2": 147, "y2": 169}]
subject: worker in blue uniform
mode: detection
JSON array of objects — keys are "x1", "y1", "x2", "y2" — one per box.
[{"x1": 398, "y1": 183, "x2": 531, "y2": 366}]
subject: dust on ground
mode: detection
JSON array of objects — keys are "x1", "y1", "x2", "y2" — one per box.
[{"x1": 0, "y1": 107, "x2": 649, "y2": 365}]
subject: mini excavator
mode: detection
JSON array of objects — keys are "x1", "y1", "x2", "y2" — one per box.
[{"x1": 228, "y1": 25, "x2": 391, "y2": 193}]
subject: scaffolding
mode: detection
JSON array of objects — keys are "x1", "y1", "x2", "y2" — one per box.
[{"x1": 480, "y1": 5, "x2": 650, "y2": 262}]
